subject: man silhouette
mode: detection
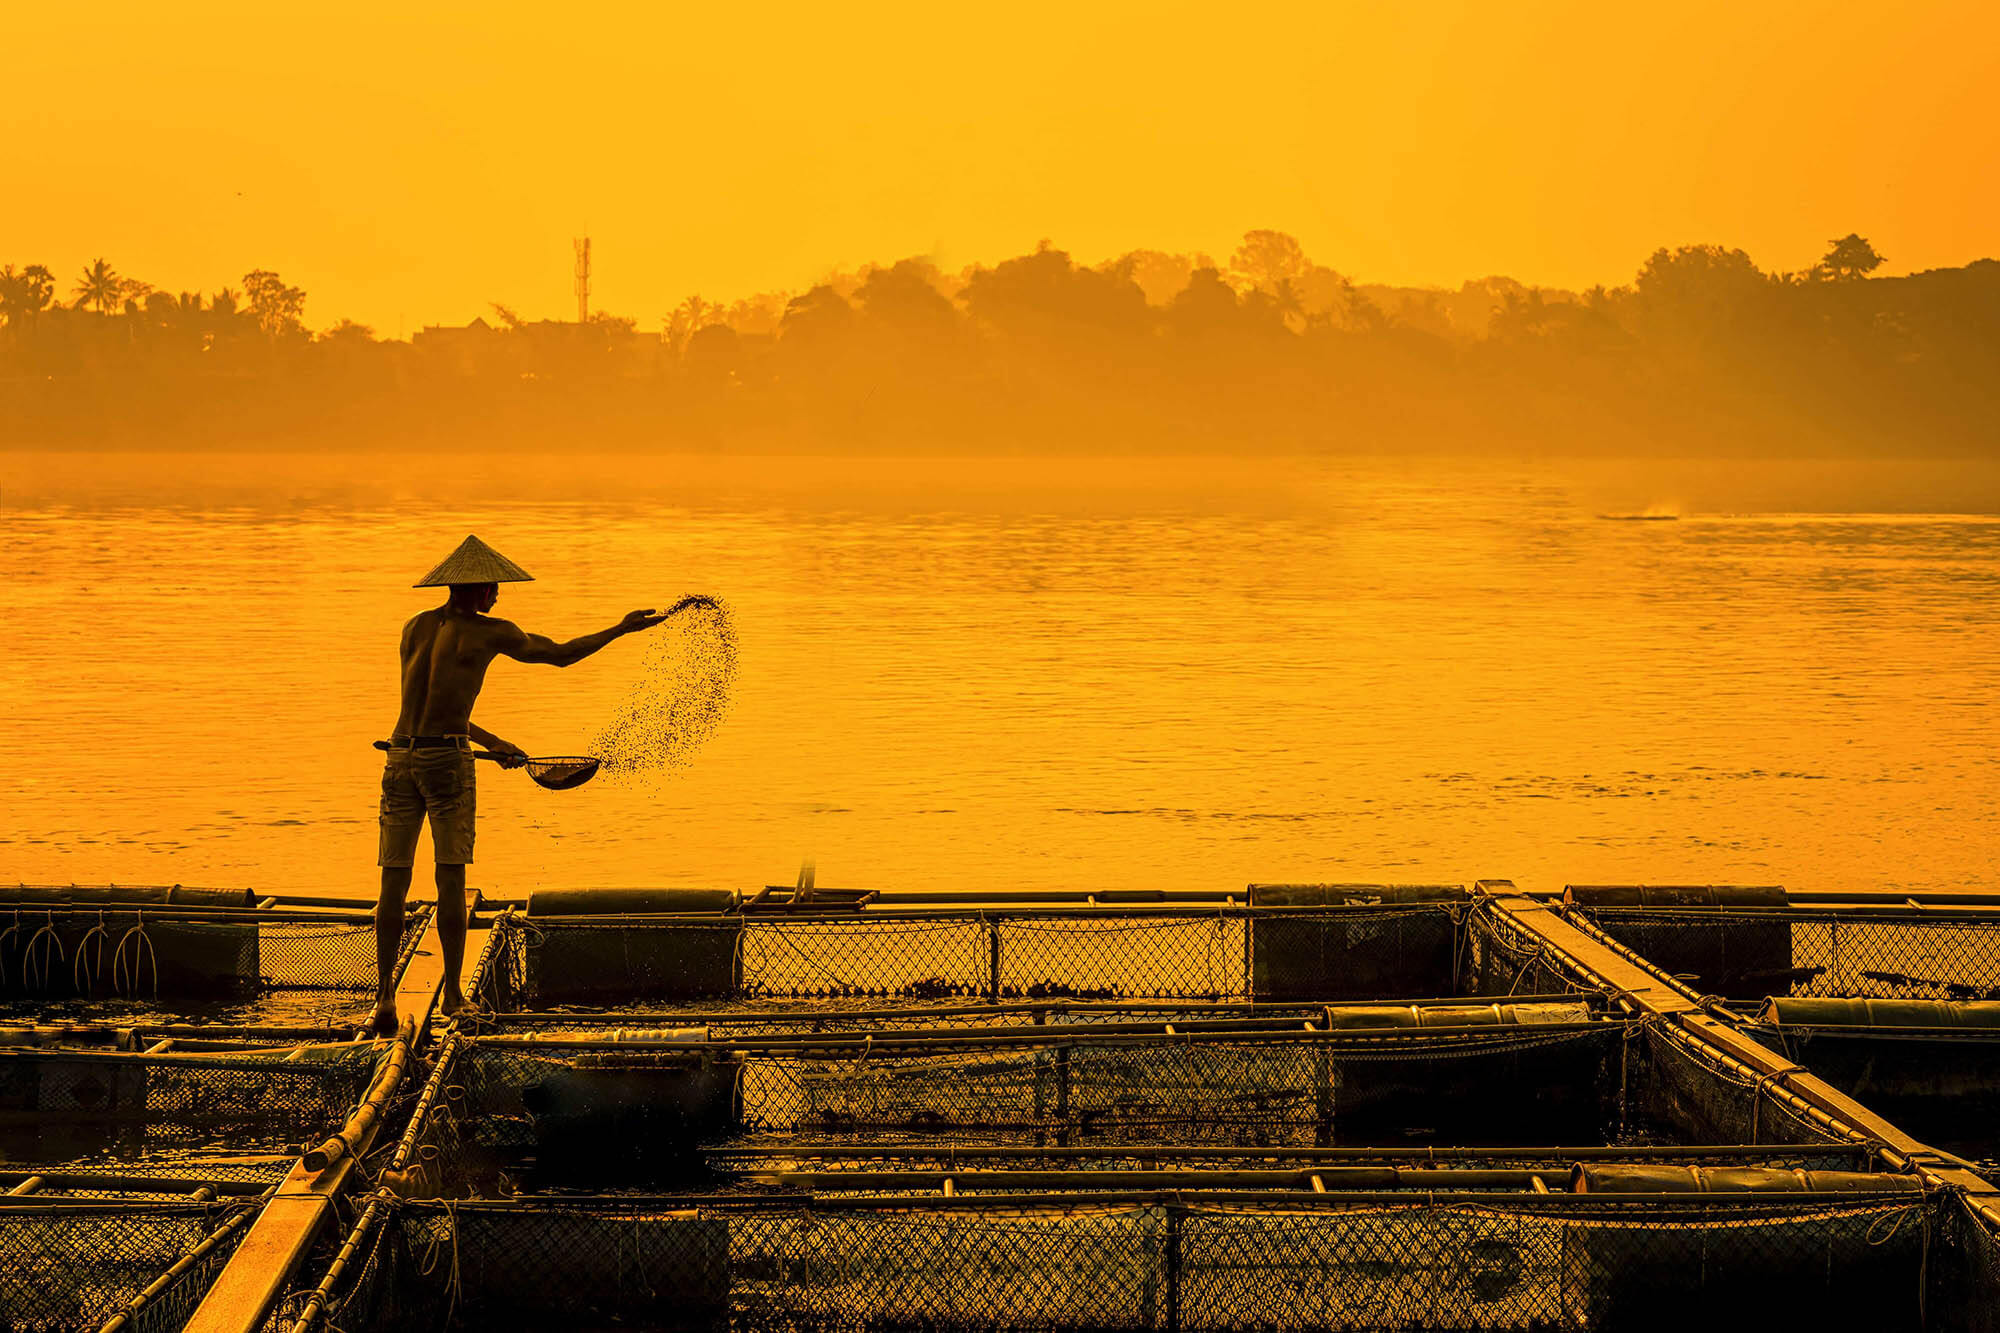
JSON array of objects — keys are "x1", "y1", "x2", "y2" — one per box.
[{"x1": 374, "y1": 535, "x2": 665, "y2": 1033}]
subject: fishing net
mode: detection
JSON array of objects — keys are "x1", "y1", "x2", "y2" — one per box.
[
  {"x1": 0, "y1": 1198, "x2": 257, "y2": 1333},
  {"x1": 288, "y1": 1191, "x2": 1980, "y2": 1333},
  {"x1": 474, "y1": 905, "x2": 1473, "y2": 1010},
  {"x1": 1565, "y1": 905, "x2": 2000, "y2": 1002},
  {"x1": 522, "y1": 757, "x2": 599, "y2": 790},
  {"x1": 1630, "y1": 1019, "x2": 1862, "y2": 1149}
]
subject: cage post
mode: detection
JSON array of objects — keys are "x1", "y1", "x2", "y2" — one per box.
[
  {"x1": 987, "y1": 922, "x2": 1002, "y2": 1002},
  {"x1": 1055, "y1": 1043, "x2": 1071, "y2": 1145},
  {"x1": 1164, "y1": 1203, "x2": 1183, "y2": 1333}
]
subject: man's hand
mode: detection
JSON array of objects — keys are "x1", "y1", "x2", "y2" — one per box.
[
  {"x1": 486, "y1": 738, "x2": 531, "y2": 769},
  {"x1": 619, "y1": 608, "x2": 667, "y2": 634}
]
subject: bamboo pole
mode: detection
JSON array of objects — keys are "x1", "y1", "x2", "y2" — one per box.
[{"x1": 302, "y1": 1038, "x2": 409, "y2": 1172}]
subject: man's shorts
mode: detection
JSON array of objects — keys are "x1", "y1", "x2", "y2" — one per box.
[{"x1": 378, "y1": 739, "x2": 476, "y2": 867}]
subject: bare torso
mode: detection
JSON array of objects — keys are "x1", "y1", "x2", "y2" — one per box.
[{"x1": 392, "y1": 608, "x2": 507, "y2": 737}]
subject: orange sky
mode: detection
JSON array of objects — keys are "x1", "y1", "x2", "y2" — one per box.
[{"x1": 7, "y1": 1, "x2": 1995, "y2": 333}]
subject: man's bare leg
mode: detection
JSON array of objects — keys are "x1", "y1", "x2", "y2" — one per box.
[
  {"x1": 374, "y1": 866, "x2": 413, "y2": 1035},
  {"x1": 436, "y1": 863, "x2": 468, "y2": 1015}
]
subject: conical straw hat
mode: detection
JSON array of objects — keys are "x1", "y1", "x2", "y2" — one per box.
[{"x1": 414, "y1": 535, "x2": 534, "y2": 587}]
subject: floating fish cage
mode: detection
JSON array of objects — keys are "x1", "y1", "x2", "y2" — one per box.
[
  {"x1": 1558, "y1": 887, "x2": 2000, "y2": 1169},
  {"x1": 46, "y1": 881, "x2": 2000, "y2": 1333},
  {"x1": 281, "y1": 1182, "x2": 2000, "y2": 1333},
  {"x1": 0, "y1": 1028, "x2": 392, "y2": 1166},
  {"x1": 0, "y1": 1181, "x2": 264, "y2": 1333},
  {"x1": 0, "y1": 886, "x2": 431, "y2": 1027},
  {"x1": 475, "y1": 885, "x2": 1483, "y2": 1011},
  {"x1": 384, "y1": 999, "x2": 1901, "y2": 1198},
  {"x1": 1562, "y1": 885, "x2": 2000, "y2": 1002}
]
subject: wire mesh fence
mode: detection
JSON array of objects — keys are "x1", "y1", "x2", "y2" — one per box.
[
  {"x1": 388, "y1": 1024, "x2": 1665, "y2": 1193},
  {"x1": 1566, "y1": 906, "x2": 2000, "y2": 1002},
  {"x1": 0, "y1": 1198, "x2": 257, "y2": 1333},
  {"x1": 0, "y1": 905, "x2": 430, "y2": 1025},
  {"x1": 475, "y1": 905, "x2": 1476, "y2": 1011},
  {"x1": 0, "y1": 1039, "x2": 389, "y2": 1163},
  {"x1": 290, "y1": 1190, "x2": 1983, "y2": 1333}
]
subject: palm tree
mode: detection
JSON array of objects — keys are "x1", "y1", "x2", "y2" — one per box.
[
  {"x1": 74, "y1": 258, "x2": 124, "y2": 314},
  {"x1": 1, "y1": 264, "x2": 55, "y2": 324}
]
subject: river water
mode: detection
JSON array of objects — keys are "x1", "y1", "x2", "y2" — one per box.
[{"x1": 3, "y1": 451, "x2": 1996, "y2": 899}]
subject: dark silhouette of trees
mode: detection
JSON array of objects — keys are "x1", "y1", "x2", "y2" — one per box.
[
  {"x1": 73, "y1": 258, "x2": 127, "y2": 314},
  {"x1": 242, "y1": 270, "x2": 306, "y2": 339},
  {"x1": 1817, "y1": 233, "x2": 1886, "y2": 281},
  {"x1": 2, "y1": 228, "x2": 1995, "y2": 457},
  {"x1": 0, "y1": 264, "x2": 56, "y2": 323}
]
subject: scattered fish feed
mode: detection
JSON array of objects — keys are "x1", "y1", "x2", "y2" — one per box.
[{"x1": 592, "y1": 596, "x2": 737, "y2": 779}]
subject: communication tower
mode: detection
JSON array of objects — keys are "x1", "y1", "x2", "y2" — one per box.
[{"x1": 573, "y1": 237, "x2": 591, "y2": 324}]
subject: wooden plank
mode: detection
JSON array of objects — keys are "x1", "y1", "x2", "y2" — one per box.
[
  {"x1": 1477, "y1": 880, "x2": 2000, "y2": 1220},
  {"x1": 184, "y1": 887, "x2": 482, "y2": 1333}
]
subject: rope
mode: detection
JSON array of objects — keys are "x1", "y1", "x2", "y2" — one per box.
[
  {"x1": 72, "y1": 912, "x2": 112, "y2": 995},
  {"x1": 23, "y1": 912, "x2": 64, "y2": 993},
  {"x1": 114, "y1": 913, "x2": 159, "y2": 998},
  {"x1": 416, "y1": 1197, "x2": 464, "y2": 1329}
]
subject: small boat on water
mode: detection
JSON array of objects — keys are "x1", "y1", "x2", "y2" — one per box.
[{"x1": 1598, "y1": 511, "x2": 1681, "y2": 521}]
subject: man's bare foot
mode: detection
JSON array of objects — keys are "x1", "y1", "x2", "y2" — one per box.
[
  {"x1": 369, "y1": 1002, "x2": 399, "y2": 1037},
  {"x1": 439, "y1": 989, "x2": 468, "y2": 1017}
]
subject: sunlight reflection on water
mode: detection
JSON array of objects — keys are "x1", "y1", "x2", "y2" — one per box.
[{"x1": 3, "y1": 452, "x2": 1997, "y2": 898}]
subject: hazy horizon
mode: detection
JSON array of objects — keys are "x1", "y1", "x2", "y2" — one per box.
[{"x1": 6, "y1": 1, "x2": 1997, "y2": 332}]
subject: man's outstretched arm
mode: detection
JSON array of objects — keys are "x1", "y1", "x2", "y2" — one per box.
[{"x1": 495, "y1": 609, "x2": 665, "y2": 668}]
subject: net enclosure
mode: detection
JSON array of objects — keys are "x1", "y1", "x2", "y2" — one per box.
[
  {"x1": 0, "y1": 1196, "x2": 259, "y2": 1333},
  {"x1": 1747, "y1": 998, "x2": 2000, "y2": 1164},
  {"x1": 1561, "y1": 894, "x2": 2000, "y2": 1004},
  {"x1": 387, "y1": 1005, "x2": 1889, "y2": 1195},
  {"x1": 0, "y1": 895, "x2": 431, "y2": 1028},
  {"x1": 0, "y1": 1037, "x2": 392, "y2": 1166},
  {"x1": 286, "y1": 1186, "x2": 2000, "y2": 1333},
  {"x1": 475, "y1": 891, "x2": 1484, "y2": 1011},
  {"x1": 1558, "y1": 889, "x2": 2000, "y2": 1166}
]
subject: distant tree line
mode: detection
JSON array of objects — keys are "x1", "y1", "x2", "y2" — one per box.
[{"x1": 3, "y1": 232, "x2": 1995, "y2": 455}]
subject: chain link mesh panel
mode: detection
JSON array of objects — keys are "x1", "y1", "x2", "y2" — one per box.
[
  {"x1": 476, "y1": 908, "x2": 1468, "y2": 1011},
  {"x1": 1569, "y1": 907, "x2": 2000, "y2": 1002},
  {"x1": 0, "y1": 1040, "x2": 387, "y2": 1163},
  {"x1": 0, "y1": 1199, "x2": 254, "y2": 1333},
  {"x1": 294, "y1": 1193, "x2": 1977, "y2": 1333}
]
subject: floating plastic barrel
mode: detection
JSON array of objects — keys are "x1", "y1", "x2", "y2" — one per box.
[
  {"x1": 1321, "y1": 1001, "x2": 1589, "y2": 1029},
  {"x1": 517, "y1": 1051, "x2": 739, "y2": 1185},
  {"x1": 0, "y1": 885, "x2": 257, "y2": 909},
  {"x1": 1570, "y1": 1164, "x2": 1921, "y2": 1193},
  {"x1": 1566, "y1": 885, "x2": 1792, "y2": 1001},
  {"x1": 1758, "y1": 997, "x2": 2000, "y2": 1028},
  {"x1": 523, "y1": 889, "x2": 742, "y2": 1002},
  {"x1": 1247, "y1": 884, "x2": 1467, "y2": 1001}
]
